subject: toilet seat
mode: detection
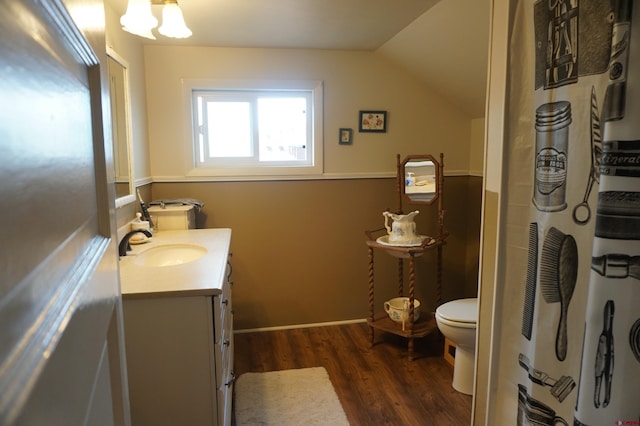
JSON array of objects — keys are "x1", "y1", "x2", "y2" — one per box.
[{"x1": 436, "y1": 298, "x2": 478, "y2": 327}]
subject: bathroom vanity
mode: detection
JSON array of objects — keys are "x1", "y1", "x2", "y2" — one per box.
[{"x1": 119, "y1": 229, "x2": 233, "y2": 426}]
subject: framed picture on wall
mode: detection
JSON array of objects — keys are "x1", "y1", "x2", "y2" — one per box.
[
  {"x1": 358, "y1": 110, "x2": 387, "y2": 133},
  {"x1": 339, "y1": 128, "x2": 353, "y2": 145}
]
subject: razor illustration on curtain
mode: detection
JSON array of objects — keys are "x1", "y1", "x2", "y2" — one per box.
[
  {"x1": 518, "y1": 353, "x2": 576, "y2": 402},
  {"x1": 593, "y1": 300, "x2": 614, "y2": 409},
  {"x1": 517, "y1": 0, "x2": 640, "y2": 425}
]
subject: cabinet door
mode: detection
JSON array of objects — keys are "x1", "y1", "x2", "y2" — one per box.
[
  {"x1": 123, "y1": 296, "x2": 217, "y2": 426},
  {"x1": 213, "y1": 267, "x2": 232, "y2": 344}
]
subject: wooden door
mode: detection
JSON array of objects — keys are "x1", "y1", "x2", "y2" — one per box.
[{"x1": 0, "y1": 0, "x2": 129, "y2": 424}]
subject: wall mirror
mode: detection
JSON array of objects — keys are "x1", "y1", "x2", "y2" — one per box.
[
  {"x1": 107, "y1": 47, "x2": 136, "y2": 208},
  {"x1": 400, "y1": 154, "x2": 440, "y2": 205}
]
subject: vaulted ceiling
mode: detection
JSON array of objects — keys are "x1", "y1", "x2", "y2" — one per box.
[{"x1": 109, "y1": 0, "x2": 491, "y2": 118}]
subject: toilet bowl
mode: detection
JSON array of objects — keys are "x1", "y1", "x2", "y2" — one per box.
[{"x1": 435, "y1": 298, "x2": 478, "y2": 395}]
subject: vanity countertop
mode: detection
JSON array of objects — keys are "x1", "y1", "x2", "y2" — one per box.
[{"x1": 119, "y1": 228, "x2": 231, "y2": 299}]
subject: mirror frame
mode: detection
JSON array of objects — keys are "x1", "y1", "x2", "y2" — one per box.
[
  {"x1": 107, "y1": 47, "x2": 136, "y2": 208},
  {"x1": 400, "y1": 154, "x2": 440, "y2": 205}
]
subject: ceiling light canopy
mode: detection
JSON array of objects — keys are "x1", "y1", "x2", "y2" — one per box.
[{"x1": 120, "y1": 0, "x2": 192, "y2": 40}]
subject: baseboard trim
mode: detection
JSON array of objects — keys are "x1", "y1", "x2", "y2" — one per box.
[{"x1": 234, "y1": 318, "x2": 367, "y2": 334}]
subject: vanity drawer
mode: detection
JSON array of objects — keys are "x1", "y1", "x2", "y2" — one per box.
[
  {"x1": 213, "y1": 296, "x2": 231, "y2": 343},
  {"x1": 217, "y1": 377, "x2": 233, "y2": 426},
  {"x1": 212, "y1": 262, "x2": 232, "y2": 339},
  {"x1": 214, "y1": 322, "x2": 233, "y2": 388},
  {"x1": 213, "y1": 285, "x2": 232, "y2": 343}
]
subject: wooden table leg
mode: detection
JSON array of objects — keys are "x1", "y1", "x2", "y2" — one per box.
[
  {"x1": 397, "y1": 258, "x2": 403, "y2": 296},
  {"x1": 407, "y1": 254, "x2": 416, "y2": 360}
]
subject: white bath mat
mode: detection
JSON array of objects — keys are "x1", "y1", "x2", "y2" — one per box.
[{"x1": 234, "y1": 367, "x2": 350, "y2": 425}]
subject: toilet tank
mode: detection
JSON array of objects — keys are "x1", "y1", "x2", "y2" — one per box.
[{"x1": 148, "y1": 205, "x2": 195, "y2": 230}]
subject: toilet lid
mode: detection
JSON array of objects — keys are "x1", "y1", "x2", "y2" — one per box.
[{"x1": 436, "y1": 298, "x2": 478, "y2": 323}]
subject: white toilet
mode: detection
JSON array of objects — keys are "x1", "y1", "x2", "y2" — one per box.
[{"x1": 435, "y1": 298, "x2": 478, "y2": 395}]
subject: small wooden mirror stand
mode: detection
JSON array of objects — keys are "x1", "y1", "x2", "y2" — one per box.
[{"x1": 364, "y1": 153, "x2": 448, "y2": 360}]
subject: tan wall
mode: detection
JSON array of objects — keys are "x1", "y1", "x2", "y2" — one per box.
[
  {"x1": 143, "y1": 45, "x2": 472, "y2": 177},
  {"x1": 463, "y1": 176, "x2": 483, "y2": 297},
  {"x1": 106, "y1": 19, "x2": 483, "y2": 330},
  {"x1": 470, "y1": 118, "x2": 486, "y2": 175},
  {"x1": 151, "y1": 176, "x2": 481, "y2": 330}
]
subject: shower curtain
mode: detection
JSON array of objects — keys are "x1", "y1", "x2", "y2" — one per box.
[{"x1": 489, "y1": 0, "x2": 640, "y2": 424}]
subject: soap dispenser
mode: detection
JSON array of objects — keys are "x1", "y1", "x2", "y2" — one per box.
[
  {"x1": 405, "y1": 172, "x2": 415, "y2": 186},
  {"x1": 130, "y1": 213, "x2": 151, "y2": 243}
]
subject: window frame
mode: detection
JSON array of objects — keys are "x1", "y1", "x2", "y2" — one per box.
[{"x1": 183, "y1": 79, "x2": 323, "y2": 178}]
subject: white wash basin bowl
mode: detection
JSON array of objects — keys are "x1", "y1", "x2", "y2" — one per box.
[{"x1": 133, "y1": 244, "x2": 207, "y2": 267}]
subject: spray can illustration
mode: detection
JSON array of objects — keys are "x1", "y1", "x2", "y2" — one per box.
[{"x1": 533, "y1": 101, "x2": 572, "y2": 212}]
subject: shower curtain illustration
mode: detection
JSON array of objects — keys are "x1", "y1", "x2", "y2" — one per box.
[{"x1": 491, "y1": 0, "x2": 640, "y2": 424}]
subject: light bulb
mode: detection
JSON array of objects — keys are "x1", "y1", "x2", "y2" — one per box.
[
  {"x1": 158, "y1": 3, "x2": 192, "y2": 39},
  {"x1": 120, "y1": 0, "x2": 158, "y2": 39}
]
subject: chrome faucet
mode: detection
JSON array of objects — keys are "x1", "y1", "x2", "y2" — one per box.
[{"x1": 119, "y1": 229, "x2": 152, "y2": 257}]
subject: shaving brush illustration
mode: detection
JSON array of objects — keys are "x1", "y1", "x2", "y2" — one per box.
[
  {"x1": 540, "y1": 227, "x2": 578, "y2": 361},
  {"x1": 592, "y1": 254, "x2": 640, "y2": 280}
]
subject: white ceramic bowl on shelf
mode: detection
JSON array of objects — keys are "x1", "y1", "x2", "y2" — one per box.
[{"x1": 384, "y1": 297, "x2": 421, "y2": 323}]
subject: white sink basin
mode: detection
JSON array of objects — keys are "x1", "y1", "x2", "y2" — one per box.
[{"x1": 133, "y1": 244, "x2": 208, "y2": 267}]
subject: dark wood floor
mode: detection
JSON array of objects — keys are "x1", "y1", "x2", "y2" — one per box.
[{"x1": 233, "y1": 322, "x2": 472, "y2": 425}]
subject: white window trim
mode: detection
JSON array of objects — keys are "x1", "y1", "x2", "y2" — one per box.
[{"x1": 182, "y1": 78, "x2": 324, "y2": 178}]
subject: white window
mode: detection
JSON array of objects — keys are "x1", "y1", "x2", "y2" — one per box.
[{"x1": 185, "y1": 79, "x2": 323, "y2": 178}]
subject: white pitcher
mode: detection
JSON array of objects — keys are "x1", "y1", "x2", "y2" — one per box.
[{"x1": 383, "y1": 210, "x2": 421, "y2": 244}]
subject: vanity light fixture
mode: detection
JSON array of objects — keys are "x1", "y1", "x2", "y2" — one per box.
[
  {"x1": 120, "y1": 0, "x2": 157, "y2": 39},
  {"x1": 120, "y1": 0, "x2": 192, "y2": 40},
  {"x1": 158, "y1": 1, "x2": 192, "y2": 38}
]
